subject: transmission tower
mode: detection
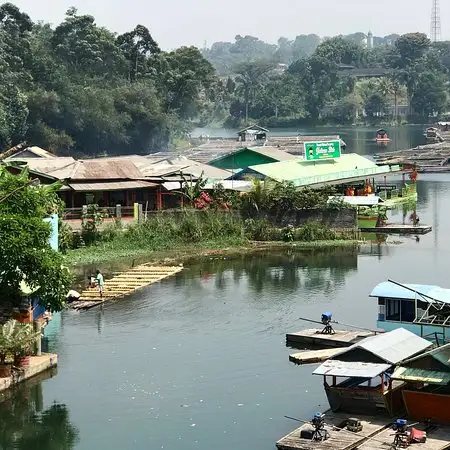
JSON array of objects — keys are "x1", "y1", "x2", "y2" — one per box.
[{"x1": 431, "y1": 0, "x2": 441, "y2": 42}]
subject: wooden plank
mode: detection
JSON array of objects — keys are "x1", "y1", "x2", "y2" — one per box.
[
  {"x1": 360, "y1": 225, "x2": 432, "y2": 235},
  {"x1": 289, "y1": 348, "x2": 345, "y2": 365},
  {"x1": 358, "y1": 423, "x2": 450, "y2": 450},
  {"x1": 276, "y1": 411, "x2": 392, "y2": 450},
  {"x1": 286, "y1": 329, "x2": 374, "y2": 349},
  {"x1": 69, "y1": 264, "x2": 183, "y2": 310}
]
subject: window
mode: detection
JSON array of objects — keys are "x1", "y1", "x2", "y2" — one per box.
[
  {"x1": 386, "y1": 299, "x2": 400, "y2": 321},
  {"x1": 400, "y1": 299, "x2": 415, "y2": 323}
]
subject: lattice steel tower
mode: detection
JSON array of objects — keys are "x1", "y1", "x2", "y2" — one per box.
[{"x1": 431, "y1": 0, "x2": 441, "y2": 42}]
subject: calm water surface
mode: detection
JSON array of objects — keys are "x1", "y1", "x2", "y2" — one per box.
[{"x1": 2, "y1": 128, "x2": 450, "y2": 450}]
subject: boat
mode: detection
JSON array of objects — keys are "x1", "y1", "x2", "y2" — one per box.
[
  {"x1": 375, "y1": 129, "x2": 391, "y2": 142},
  {"x1": 370, "y1": 280, "x2": 450, "y2": 343},
  {"x1": 423, "y1": 126, "x2": 444, "y2": 142},
  {"x1": 391, "y1": 343, "x2": 450, "y2": 425}
]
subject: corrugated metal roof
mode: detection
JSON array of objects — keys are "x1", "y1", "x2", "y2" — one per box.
[
  {"x1": 208, "y1": 146, "x2": 297, "y2": 165},
  {"x1": 332, "y1": 328, "x2": 433, "y2": 365},
  {"x1": 17, "y1": 158, "x2": 77, "y2": 179},
  {"x1": 68, "y1": 181, "x2": 157, "y2": 191},
  {"x1": 313, "y1": 360, "x2": 391, "y2": 378},
  {"x1": 73, "y1": 160, "x2": 144, "y2": 180},
  {"x1": 231, "y1": 153, "x2": 400, "y2": 186},
  {"x1": 401, "y1": 343, "x2": 450, "y2": 368},
  {"x1": 7, "y1": 146, "x2": 57, "y2": 160},
  {"x1": 391, "y1": 367, "x2": 450, "y2": 385},
  {"x1": 369, "y1": 281, "x2": 450, "y2": 305}
]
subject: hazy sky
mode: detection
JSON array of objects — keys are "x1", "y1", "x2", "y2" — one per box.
[{"x1": 12, "y1": 0, "x2": 447, "y2": 50}]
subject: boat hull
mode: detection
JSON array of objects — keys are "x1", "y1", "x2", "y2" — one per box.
[{"x1": 402, "y1": 390, "x2": 450, "y2": 424}]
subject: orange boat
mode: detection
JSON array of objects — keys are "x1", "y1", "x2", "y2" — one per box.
[{"x1": 375, "y1": 128, "x2": 391, "y2": 142}]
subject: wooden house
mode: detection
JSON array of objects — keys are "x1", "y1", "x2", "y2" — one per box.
[{"x1": 237, "y1": 125, "x2": 269, "y2": 143}]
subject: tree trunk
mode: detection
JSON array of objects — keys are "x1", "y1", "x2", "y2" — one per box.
[
  {"x1": 394, "y1": 92, "x2": 398, "y2": 121},
  {"x1": 245, "y1": 101, "x2": 249, "y2": 125}
]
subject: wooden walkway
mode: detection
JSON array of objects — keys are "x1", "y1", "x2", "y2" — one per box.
[
  {"x1": 277, "y1": 412, "x2": 450, "y2": 450},
  {"x1": 276, "y1": 411, "x2": 391, "y2": 450},
  {"x1": 289, "y1": 348, "x2": 345, "y2": 365},
  {"x1": 360, "y1": 224, "x2": 432, "y2": 234},
  {"x1": 69, "y1": 264, "x2": 183, "y2": 310},
  {"x1": 286, "y1": 329, "x2": 374, "y2": 349}
]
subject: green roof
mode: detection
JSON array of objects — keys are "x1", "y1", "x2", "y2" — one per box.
[
  {"x1": 392, "y1": 366, "x2": 450, "y2": 385},
  {"x1": 243, "y1": 153, "x2": 401, "y2": 186}
]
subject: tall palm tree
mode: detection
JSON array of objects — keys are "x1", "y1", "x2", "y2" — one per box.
[{"x1": 234, "y1": 61, "x2": 273, "y2": 124}]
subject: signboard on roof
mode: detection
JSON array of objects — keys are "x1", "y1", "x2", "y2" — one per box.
[{"x1": 304, "y1": 140, "x2": 341, "y2": 161}]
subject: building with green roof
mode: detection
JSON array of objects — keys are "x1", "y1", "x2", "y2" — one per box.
[
  {"x1": 208, "y1": 146, "x2": 297, "y2": 171},
  {"x1": 228, "y1": 153, "x2": 402, "y2": 187}
]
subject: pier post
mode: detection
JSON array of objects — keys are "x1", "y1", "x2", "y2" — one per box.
[{"x1": 34, "y1": 320, "x2": 42, "y2": 356}]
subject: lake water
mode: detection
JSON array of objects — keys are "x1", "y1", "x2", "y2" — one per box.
[{"x1": 2, "y1": 126, "x2": 450, "y2": 450}]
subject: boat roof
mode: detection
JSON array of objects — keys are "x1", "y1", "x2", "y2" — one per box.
[
  {"x1": 313, "y1": 360, "x2": 390, "y2": 378},
  {"x1": 329, "y1": 328, "x2": 432, "y2": 365},
  {"x1": 370, "y1": 281, "x2": 450, "y2": 304},
  {"x1": 328, "y1": 195, "x2": 382, "y2": 206}
]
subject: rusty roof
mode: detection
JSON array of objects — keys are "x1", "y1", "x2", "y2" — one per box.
[
  {"x1": 72, "y1": 159, "x2": 143, "y2": 180},
  {"x1": 68, "y1": 180, "x2": 157, "y2": 191}
]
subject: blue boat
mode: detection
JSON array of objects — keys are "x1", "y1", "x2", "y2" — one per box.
[{"x1": 370, "y1": 280, "x2": 450, "y2": 344}]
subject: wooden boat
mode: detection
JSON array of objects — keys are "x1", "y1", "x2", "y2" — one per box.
[
  {"x1": 392, "y1": 343, "x2": 450, "y2": 425},
  {"x1": 370, "y1": 280, "x2": 450, "y2": 343},
  {"x1": 375, "y1": 129, "x2": 391, "y2": 142}
]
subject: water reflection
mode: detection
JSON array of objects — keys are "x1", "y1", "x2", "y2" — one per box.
[
  {"x1": 182, "y1": 248, "x2": 358, "y2": 294},
  {"x1": 0, "y1": 372, "x2": 79, "y2": 450}
]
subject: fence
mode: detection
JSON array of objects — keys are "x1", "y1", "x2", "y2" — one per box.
[{"x1": 64, "y1": 205, "x2": 136, "y2": 220}]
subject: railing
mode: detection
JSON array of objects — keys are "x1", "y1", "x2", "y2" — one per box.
[{"x1": 63, "y1": 205, "x2": 136, "y2": 220}]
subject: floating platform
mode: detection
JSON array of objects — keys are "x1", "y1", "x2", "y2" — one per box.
[
  {"x1": 289, "y1": 348, "x2": 345, "y2": 365},
  {"x1": 69, "y1": 264, "x2": 183, "y2": 310},
  {"x1": 357, "y1": 422, "x2": 450, "y2": 450},
  {"x1": 360, "y1": 224, "x2": 432, "y2": 234},
  {"x1": 276, "y1": 411, "x2": 391, "y2": 450},
  {"x1": 0, "y1": 353, "x2": 57, "y2": 393},
  {"x1": 286, "y1": 329, "x2": 375, "y2": 349}
]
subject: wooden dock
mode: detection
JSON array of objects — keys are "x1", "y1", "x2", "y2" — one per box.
[
  {"x1": 276, "y1": 411, "x2": 391, "y2": 450},
  {"x1": 286, "y1": 329, "x2": 374, "y2": 349},
  {"x1": 360, "y1": 224, "x2": 432, "y2": 234},
  {"x1": 357, "y1": 422, "x2": 450, "y2": 450},
  {"x1": 289, "y1": 348, "x2": 345, "y2": 365},
  {"x1": 69, "y1": 264, "x2": 183, "y2": 310},
  {"x1": 277, "y1": 412, "x2": 450, "y2": 450}
]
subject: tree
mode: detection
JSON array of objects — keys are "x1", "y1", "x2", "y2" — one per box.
[
  {"x1": 0, "y1": 166, "x2": 72, "y2": 311},
  {"x1": 411, "y1": 71, "x2": 448, "y2": 118},
  {"x1": 365, "y1": 92, "x2": 388, "y2": 118},
  {"x1": 117, "y1": 25, "x2": 160, "y2": 82},
  {"x1": 314, "y1": 37, "x2": 366, "y2": 67},
  {"x1": 394, "y1": 33, "x2": 431, "y2": 67},
  {"x1": 51, "y1": 8, "x2": 126, "y2": 78},
  {"x1": 233, "y1": 60, "x2": 273, "y2": 123}
]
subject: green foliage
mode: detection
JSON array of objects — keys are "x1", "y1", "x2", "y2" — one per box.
[
  {"x1": 314, "y1": 37, "x2": 366, "y2": 67},
  {"x1": 0, "y1": 319, "x2": 40, "y2": 359},
  {"x1": 81, "y1": 204, "x2": 107, "y2": 244},
  {"x1": 0, "y1": 166, "x2": 72, "y2": 312}
]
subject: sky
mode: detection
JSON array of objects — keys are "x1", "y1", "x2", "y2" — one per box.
[{"x1": 12, "y1": 0, "x2": 447, "y2": 50}]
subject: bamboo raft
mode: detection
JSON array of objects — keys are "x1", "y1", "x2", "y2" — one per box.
[{"x1": 69, "y1": 264, "x2": 184, "y2": 310}]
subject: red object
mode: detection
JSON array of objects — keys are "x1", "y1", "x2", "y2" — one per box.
[{"x1": 410, "y1": 428, "x2": 426, "y2": 443}]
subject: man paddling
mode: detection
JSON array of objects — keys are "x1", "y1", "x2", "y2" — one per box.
[{"x1": 96, "y1": 269, "x2": 104, "y2": 298}]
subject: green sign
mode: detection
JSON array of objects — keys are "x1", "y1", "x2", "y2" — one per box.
[{"x1": 304, "y1": 140, "x2": 341, "y2": 161}]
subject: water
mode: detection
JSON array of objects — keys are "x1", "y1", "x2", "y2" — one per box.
[
  {"x1": 192, "y1": 124, "x2": 428, "y2": 156},
  {"x1": 2, "y1": 126, "x2": 450, "y2": 450}
]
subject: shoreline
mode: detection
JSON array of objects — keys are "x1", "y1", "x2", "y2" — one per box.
[{"x1": 66, "y1": 239, "x2": 361, "y2": 272}]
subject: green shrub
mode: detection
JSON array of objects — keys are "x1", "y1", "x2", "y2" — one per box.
[{"x1": 295, "y1": 222, "x2": 337, "y2": 241}]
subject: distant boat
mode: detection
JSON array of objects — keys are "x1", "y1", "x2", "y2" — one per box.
[{"x1": 375, "y1": 129, "x2": 391, "y2": 142}]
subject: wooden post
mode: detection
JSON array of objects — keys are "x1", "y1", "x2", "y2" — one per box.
[
  {"x1": 116, "y1": 204, "x2": 122, "y2": 220},
  {"x1": 157, "y1": 187, "x2": 163, "y2": 210},
  {"x1": 34, "y1": 320, "x2": 42, "y2": 356}
]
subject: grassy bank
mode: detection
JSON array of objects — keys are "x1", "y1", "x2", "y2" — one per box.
[{"x1": 65, "y1": 211, "x2": 359, "y2": 267}]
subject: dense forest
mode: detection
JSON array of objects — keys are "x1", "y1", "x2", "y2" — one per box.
[{"x1": 0, "y1": 2, "x2": 449, "y2": 157}]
